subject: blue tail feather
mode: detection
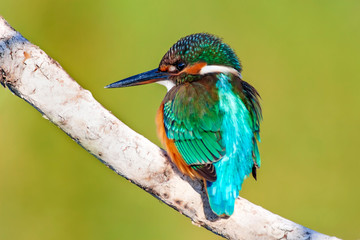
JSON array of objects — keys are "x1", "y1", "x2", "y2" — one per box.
[
  {"x1": 207, "y1": 180, "x2": 238, "y2": 216},
  {"x1": 206, "y1": 155, "x2": 251, "y2": 216}
]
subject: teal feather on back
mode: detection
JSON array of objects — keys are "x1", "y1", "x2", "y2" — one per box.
[{"x1": 206, "y1": 73, "x2": 258, "y2": 216}]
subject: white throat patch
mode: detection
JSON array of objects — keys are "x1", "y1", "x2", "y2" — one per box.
[{"x1": 157, "y1": 80, "x2": 176, "y2": 92}]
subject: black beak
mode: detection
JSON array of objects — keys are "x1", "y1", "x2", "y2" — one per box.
[{"x1": 105, "y1": 68, "x2": 169, "y2": 88}]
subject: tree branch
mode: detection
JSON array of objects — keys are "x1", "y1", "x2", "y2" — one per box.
[{"x1": 0, "y1": 16, "x2": 339, "y2": 240}]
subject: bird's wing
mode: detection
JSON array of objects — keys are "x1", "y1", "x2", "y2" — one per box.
[
  {"x1": 238, "y1": 79, "x2": 262, "y2": 178},
  {"x1": 162, "y1": 78, "x2": 225, "y2": 181}
]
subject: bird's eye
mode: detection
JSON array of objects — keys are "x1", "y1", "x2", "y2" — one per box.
[{"x1": 175, "y1": 62, "x2": 186, "y2": 71}]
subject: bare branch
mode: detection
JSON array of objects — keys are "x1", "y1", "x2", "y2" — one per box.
[{"x1": 0, "y1": 16, "x2": 340, "y2": 240}]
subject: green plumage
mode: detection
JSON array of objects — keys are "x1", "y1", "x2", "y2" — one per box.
[{"x1": 163, "y1": 76, "x2": 226, "y2": 176}]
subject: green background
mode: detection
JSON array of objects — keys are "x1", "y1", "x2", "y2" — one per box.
[{"x1": 1, "y1": 1, "x2": 359, "y2": 239}]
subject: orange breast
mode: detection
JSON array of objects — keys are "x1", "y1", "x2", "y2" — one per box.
[{"x1": 156, "y1": 102, "x2": 202, "y2": 179}]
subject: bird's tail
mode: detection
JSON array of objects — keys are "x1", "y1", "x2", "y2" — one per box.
[
  {"x1": 205, "y1": 156, "x2": 251, "y2": 216},
  {"x1": 206, "y1": 180, "x2": 239, "y2": 216}
]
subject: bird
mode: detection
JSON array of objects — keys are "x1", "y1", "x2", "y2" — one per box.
[{"x1": 105, "y1": 33, "x2": 262, "y2": 217}]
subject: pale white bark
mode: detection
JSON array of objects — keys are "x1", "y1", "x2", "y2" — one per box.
[{"x1": 0, "y1": 16, "x2": 340, "y2": 240}]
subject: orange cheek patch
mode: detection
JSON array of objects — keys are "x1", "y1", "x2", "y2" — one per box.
[
  {"x1": 184, "y1": 62, "x2": 207, "y2": 74},
  {"x1": 160, "y1": 65, "x2": 169, "y2": 72}
]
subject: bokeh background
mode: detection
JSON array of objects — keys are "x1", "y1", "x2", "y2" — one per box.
[{"x1": 1, "y1": 1, "x2": 359, "y2": 239}]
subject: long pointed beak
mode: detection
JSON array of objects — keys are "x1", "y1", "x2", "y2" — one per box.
[{"x1": 105, "y1": 68, "x2": 169, "y2": 88}]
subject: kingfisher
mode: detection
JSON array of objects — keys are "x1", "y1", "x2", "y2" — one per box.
[{"x1": 106, "y1": 33, "x2": 262, "y2": 216}]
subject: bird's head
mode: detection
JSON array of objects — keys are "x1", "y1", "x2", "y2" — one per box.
[{"x1": 106, "y1": 33, "x2": 241, "y2": 91}]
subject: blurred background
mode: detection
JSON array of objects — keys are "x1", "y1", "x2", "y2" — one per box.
[{"x1": 1, "y1": 1, "x2": 359, "y2": 239}]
